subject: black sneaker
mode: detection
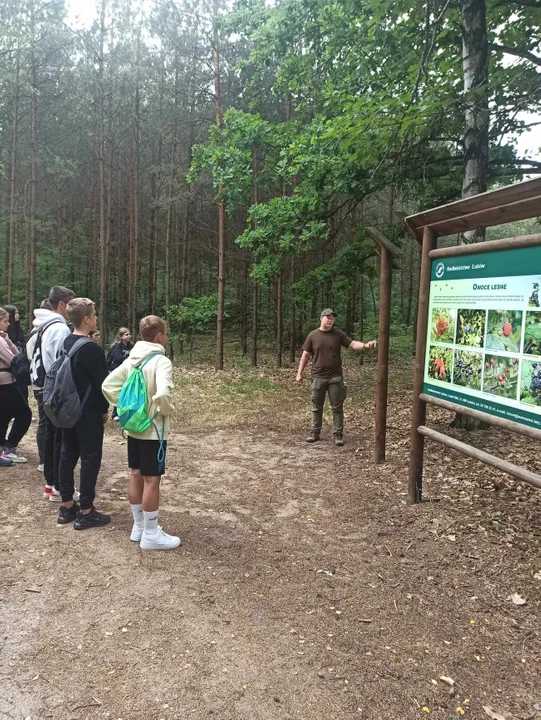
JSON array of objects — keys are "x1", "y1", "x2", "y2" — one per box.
[
  {"x1": 73, "y1": 507, "x2": 111, "y2": 531},
  {"x1": 57, "y1": 502, "x2": 80, "y2": 524}
]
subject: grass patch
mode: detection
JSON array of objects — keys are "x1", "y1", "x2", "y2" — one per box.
[{"x1": 170, "y1": 343, "x2": 414, "y2": 433}]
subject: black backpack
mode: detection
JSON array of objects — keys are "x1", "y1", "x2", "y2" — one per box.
[
  {"x1": 43, "y1": 337, "x2": 92, "y2": 429},
  {"x1": 0, "y1": 331, "x2": 36, "y2": 386}
]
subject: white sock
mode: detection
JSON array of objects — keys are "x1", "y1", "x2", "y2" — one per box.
[
  {"x1": 130, "y1": 504, "x2": 144, "y2": 527},
  {"x1": 143, "y1": 510, "x2": 159, "y2": 534}
]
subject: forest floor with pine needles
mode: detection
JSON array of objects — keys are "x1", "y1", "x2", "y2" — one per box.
[{"x1": 1, "y1": 353, "x2": 541, "y2": 720}]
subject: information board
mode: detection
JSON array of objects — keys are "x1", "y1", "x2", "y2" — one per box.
[{"x1": 423, "y1": 245, "x2": 541, "y2": 430}]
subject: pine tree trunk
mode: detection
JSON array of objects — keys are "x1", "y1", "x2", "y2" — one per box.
[
  {"x1": 289, "y1": 256, "x2": 296, "y2": 364},
  {"x1": 7, "y1": 53, "x2": 19, "y2": 305},
  {"x1": 276, "y1": 269, "x2": 283, "y2": 368},
  {"x1": 181, "y1": 202, "x2": 189, "y2": 298},
  {"x1": 251, "y1": 281, "x2": 258, "y2": 366},
  {"x1": 359, "y1": 275, "x2": 365, "y2": 366},
  {"x1": 28, "y1": 7, "x2": 38, "y2": 319},
  {"x1": 213, "y1": 6, "x2": 225, "y2": 370},
  {"x1": 98, "y1": 0, "x2": 108, "y2": 342},
  {"x1": 241, "y1": 254, "x2": 248, "y2": 356},
  {"x1": 164, "y1": 139, "x2": 176, "y2": 314},
  {"x1": 251, "y1": 149, "x2": 259, "y2": 366},
  {"x1": 130, "y1": 36, "x2": 141, "y2": 334}
]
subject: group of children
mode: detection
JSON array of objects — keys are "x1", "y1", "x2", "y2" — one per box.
[{"x1": 0, "y1": 286, "x2": 180, "y2": 551}]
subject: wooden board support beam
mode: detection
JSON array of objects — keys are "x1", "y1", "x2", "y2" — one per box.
[
  {"x1": 405, "y1": 178, "x2": 541, "y2": 242},
  {"x1": 425, "y1": 195, "x2": 541, "y2": 238},
  {"x1": 366, "y1": 227, "x2": 402, "y2": 257},
  {"x1": 429, "y1": 234, "x2": 541, "y2": 259},
  {"x1": 420, "y1": 393, "x2": 541, "y2": 442},
  {"x1": 418, "y1": 425, "x2": 541, "y2": 490}
]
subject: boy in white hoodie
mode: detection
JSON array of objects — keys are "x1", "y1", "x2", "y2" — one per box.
[
  {"x1": 30, "y1": 286, "x2": 75, "y2": 499},
  {"x1": 102, "y1": 315, "x2": 180, "y2": 550}
]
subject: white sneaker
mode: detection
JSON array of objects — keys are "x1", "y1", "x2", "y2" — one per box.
[
  {"x1": 38, "y1": 463, "x2": 44, "y2": 473},
  {"x1": 73, "y1": 490, "x2": 80, "y2": 502},
  {"x1": 49, "y1": 487, "x2": 62, "y2": 502},
  {"x1": 2, "y1": 449, "x2": 27, "y2": 463},
  {"x1": 140, "y1": 526, "x2": 181, "y2": 550},
  {"x1": 130, "y1": 524, "x2": 144, "y2": 542}
]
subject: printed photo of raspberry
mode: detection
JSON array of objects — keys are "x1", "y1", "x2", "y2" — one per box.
[{"x1": 486, "y1": 310, "x2": 523, "y2": 353}]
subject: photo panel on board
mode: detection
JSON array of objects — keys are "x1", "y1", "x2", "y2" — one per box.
[
  {"x1": 453, "y1": 349, "x2": 483, "y2": 390},
  {"x1": 456, "y1": 309, "x2": 486, "y2": 348}
]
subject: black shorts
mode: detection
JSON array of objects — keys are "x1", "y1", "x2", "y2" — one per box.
[{"x1": 127, "y1": 437, "x2": 167, "y2": 476}]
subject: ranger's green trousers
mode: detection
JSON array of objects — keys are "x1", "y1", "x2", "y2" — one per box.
[{"x1": 310, "y1": 376, "x2": 347, "y2": 436}]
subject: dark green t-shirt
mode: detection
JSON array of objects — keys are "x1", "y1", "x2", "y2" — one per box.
[{"x1": 303, "y1": 328, "x2": 352, "y2": 379}]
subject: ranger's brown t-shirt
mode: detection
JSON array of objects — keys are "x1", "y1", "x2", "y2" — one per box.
[{"x1": 303, "y1": 328, "x2": 352, "y2": 379}]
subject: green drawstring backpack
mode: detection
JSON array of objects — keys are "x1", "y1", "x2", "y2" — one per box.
[
  {"x1": 117, "y1": 353, "x2": 166, "y2": 471},
  {"x1": 117, "y1": 353, "x2": 161, "y2": 433}
]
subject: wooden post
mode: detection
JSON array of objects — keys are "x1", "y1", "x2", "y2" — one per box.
[
  {"x1": 408, "y1": 227, "x2": 437, "y2": 504},
  {"x1": 366, "y1": 228, "x2": 401, "y2": 463},
  {"x1": 375, "y1": 246, "x2": 392, "y2": 463}
]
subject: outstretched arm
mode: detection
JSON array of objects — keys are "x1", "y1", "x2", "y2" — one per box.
[
  {"x1": 296, "y1": 350, "x2": 311, "y2": 385},
  {"x1": 348, "y1": 339, "x2": 377, "y2": 351}
]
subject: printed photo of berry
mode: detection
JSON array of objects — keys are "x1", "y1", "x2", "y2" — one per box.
[
  {"x1": 482, "y1": 354, "x2": 519, "y2": 400},
  {"x1": 456, "y1": 309, "x2": 486, "y2": 348},
  {"x1": 485, "y1": 310, "x2": 523, "y2": 353},
  {"x1": 430, "y1": 308, "x2": 456, "y2": 344},
  {"x1": 523, "y1": 311, "x2": 541, "y2": 356},
  {"x1": 427, "y1": 346, "x2": 453, "y2": 383},
  {"x1": 453, "y1": 349, "x2": 483, "y2": 389},
  {"x1": 520, "y1": 360, "x2": 541, "y2": 407}
]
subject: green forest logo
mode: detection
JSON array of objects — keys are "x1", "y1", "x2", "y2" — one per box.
[{"x1": 435, "y1": 262, "x2": 445, "y2": 279}]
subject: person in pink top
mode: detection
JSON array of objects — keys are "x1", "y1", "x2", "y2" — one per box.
[{"x1": 0, "y1": 306, "x2": 32, "y2": 464}]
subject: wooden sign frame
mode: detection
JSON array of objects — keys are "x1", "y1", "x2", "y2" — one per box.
[{"x1": 404, "y1": 178, "x2": 541, "y2": 503}]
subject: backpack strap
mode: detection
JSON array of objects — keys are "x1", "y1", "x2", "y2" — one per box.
[
  {"x1": 151, "y1": 415, "x2": 166, "y2": 474},
  {"x1": 139, "y1": 352, "x2": 163, "y2": 370},
  {"x1": 66, "y1": 337, "x2": 93, "y2": 407},
  {"x1": 38, "y1": 317, "x2": 64, "y2": 339},
  {"x1": 66, "y1": 336, "x2": 92, "y2": 358},
  {"x1": 34, "y1": 318, "x2": 65, "y2": 357}
]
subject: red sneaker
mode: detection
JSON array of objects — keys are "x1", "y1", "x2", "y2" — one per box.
[{"x1": 43, "y1": 486, "x2": 54, "y2": 499}]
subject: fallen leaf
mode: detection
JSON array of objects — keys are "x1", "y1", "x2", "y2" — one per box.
[
  {"x1": 439, "y1": 676, "x2": 455, "y2": 686},
  {"x1": 507, "y1": 593, "x2": 526, "y2": 606},
  {"x1": 482, "y1": 706, "x2": 507, "y2": 720}
]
